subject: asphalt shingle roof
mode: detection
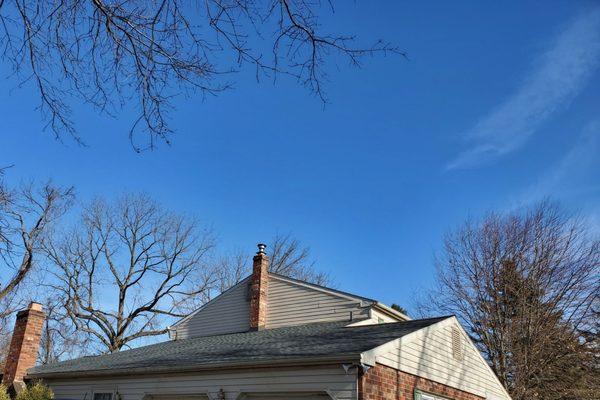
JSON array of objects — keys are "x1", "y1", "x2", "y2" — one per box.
[{"x1": 29, "y1": 316, "x2": 449, "y2": 378}]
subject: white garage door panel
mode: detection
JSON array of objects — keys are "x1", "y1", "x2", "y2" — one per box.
[
  {"x1": 145, "y1": 395, "x2": 210, "y2": 400},
  {"x1": 241, "y1": 393, "x2": 331, "y2": 400},
  {"x1": 247, "y1": 397, "x2": 329, "y2": 400}
]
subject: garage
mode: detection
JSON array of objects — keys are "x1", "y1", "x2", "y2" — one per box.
[{"x1": 238, "y1": 393, "x2": 332, "y2": 400}]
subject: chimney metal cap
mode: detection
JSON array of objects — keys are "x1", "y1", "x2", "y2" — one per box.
[{"x1": 257, "y1": 243, "x2": 267, "y2": 254}]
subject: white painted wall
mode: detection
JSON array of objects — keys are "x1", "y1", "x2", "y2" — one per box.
[
  {"x1": 174, "y1": 275, "x2": 372, "y2": 338},
  {"x1": 43, "y1": 365, "x2": 357, "y2": 400},
  {"x1": 347, "y1": 309, "x2": 402, "y2": 326},
  {"x1": 374, "y1": 318, "x2": 511, "y2": 400},
  {"x1": 173, "y1": 278, "x2": 251, "y2": 339},
  {"x1": 266, "y1": 277, "x2": 370, "y2": 328}
]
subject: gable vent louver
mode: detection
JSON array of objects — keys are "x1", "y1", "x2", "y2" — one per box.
[{"x1": 451, "y1": 326, "x2": 464, "y2": 361}]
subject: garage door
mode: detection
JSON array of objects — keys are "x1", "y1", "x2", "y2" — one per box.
[
  {"x1": 144, "y1": 395, "x2": 209, "y2": 400},
  {"x1": 241, "y1": 393, "x2": 332, "y2": 400}
]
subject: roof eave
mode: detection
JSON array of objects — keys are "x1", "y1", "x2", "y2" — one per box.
[
  {"x1": 373, "y1": 302, "x2": 411, "y2": 321},
  {"x1": 26, "y1": 354, "x2": 362, "y2": 380}
]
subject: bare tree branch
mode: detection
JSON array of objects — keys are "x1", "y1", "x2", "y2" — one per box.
[
  {"x1": 44, "y1": 194, "x2": 216, "y2": 353},
  {"x1": 0, "y1": 0, "x2": 403, "y2": 150},
  {"x1": 38, "y1": 296, "x2": 91, "y2": 364},
  {"x1": 216, "y1": 231, "x2": 330, "y2": 293},
  {"x1": 0, "y1": 182, "x2": 74, "y2": 304},
  {"x1": 419, "y1": 201, "x2": 599, "y2": 400}
]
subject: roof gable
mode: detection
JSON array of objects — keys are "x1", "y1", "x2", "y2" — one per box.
[
  {"x1": 365, "y1": 317, "x2": 512, "y2": 400},
  {"x1": 171, "y1": 276, "x2": 251, "y2": 338}
]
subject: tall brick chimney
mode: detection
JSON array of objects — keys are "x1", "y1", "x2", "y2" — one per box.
[
  {"x1": 249, "y1": 243, "x2": 269, "y2": 330},
  {"x1": 2, "y1": 302, "x2": 45, "y2": 390}
]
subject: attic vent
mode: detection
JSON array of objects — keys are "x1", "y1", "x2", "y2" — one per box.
[{"x1": 451, "y1": 326, "x2": 464, "y2": 361}]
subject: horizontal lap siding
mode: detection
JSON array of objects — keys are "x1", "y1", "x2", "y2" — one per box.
[
  {"x1": 174, "y1": 276, "x2": 372, "y2": 338},
  {"x1": 350, "y1": 310, "x2": 403, "y2": 326},
  {"x1": 44, "y1": 365, "x2": 357, "y2": 400},
  {"x1": 267, "y1": 278, "x2": 369, "y2": 328},
  {"x1": 376, "y1": 322, "x2": 509, "y2": 400},
  {"x1": 175, "y1": 279, "x2": 250, "y2": 339}
]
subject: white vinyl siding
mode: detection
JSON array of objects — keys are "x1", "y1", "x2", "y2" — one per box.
[
  {"x1": 372, "y1": 310, "x2": 400, "y2": 324},
  {"x1": 375, "y1": 319, "x2": 510, "y2": 400},
  {"x1": 241, "y1": 394, "x2": 331, "y2": 399},
  {"x1": 266, "y1": 277, "x2": 370, "y2": 328},
  {"x1": 174, "y1": 278, "x2": 251, "y2": 339},
  {"x1": 45, "y1": 365, "x2": 356, "y2": 400},
  {"x1": 348, "y1": 309, "x2": 402, "y2": 326},
  {"x1": 173, "y1": 275, "x2": 374, "y2": 338}
]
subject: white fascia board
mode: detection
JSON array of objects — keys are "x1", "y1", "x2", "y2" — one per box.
[{"x1": 374, "y1": 302, "x2": 412, "y2": 321}]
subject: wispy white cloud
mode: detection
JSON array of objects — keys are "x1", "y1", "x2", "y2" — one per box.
[
  {"x1": 516, "y1": 120, "x2": 600, "y2": 206},
  {"x1": 447, "y1": 7, "x2": 600, "y2": 170}
]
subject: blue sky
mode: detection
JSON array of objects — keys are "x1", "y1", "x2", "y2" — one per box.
[{"x1": 1, "y1": 1, "x2": 599, "y2": 314}]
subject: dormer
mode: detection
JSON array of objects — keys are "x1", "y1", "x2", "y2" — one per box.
[{"x1": 169, "y1": 244, "x2": 409, "y2": 339}]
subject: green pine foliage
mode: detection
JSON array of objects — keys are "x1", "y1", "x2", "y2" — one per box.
[
  {"x1": 391, "y1": 303, "x2": 408, "y2": 315},
  {"x1": 15, "y1": 382, "x2": 54, "y2": 400}
]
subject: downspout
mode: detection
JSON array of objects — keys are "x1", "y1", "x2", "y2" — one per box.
[{"x1": 342, "y1": 363, "x2": 370, "y2": 400}]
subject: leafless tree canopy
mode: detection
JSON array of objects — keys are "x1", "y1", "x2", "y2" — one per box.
[
  {"x1": 44, "y1": 194, "x2": 216, "y2": 353},
  {"x1": 268, "y1": 232, "x2": 329, "y2": 285},
  {"x1": 422, "y1": 202, "x2": 599, "y2": 400},
  {"x1": 216, "y1": 232, "x2": 330, "y2": 292},
  {"x1": 0, "y1": 0, "x2": 401, "y2": 150},
  {"x1": 38, "y1": 297, "x2": 90, "y2": 365},
  {"x1": 0, "y1": 182, "x2": 73, "y2": 316}
]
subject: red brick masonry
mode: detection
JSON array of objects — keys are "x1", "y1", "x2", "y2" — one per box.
[
  {"x1": 2, "y1": 303, "x2": 45, "y2": 386},
  {"x1": 249, "y1": 248, "x2": 269, "y2": 330},
  {"x1": 360, "y1": 363, "x2": 484, "y2": 400}
]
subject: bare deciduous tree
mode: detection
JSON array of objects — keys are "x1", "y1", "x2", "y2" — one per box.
[
  {"x1": 421, "y1": 202, "x2": 599, "y2": 400},
  {"x1": 0, "y1": 180, "x2": 72, "y2": 367},
  {"x1": 0, "y1": 323, "x2": 9, "y2": 368},
  {"x1": 214, "y1": 251, "x2": 249, "y2": 294},
  {"x1": 44, "y1": 194, "x2": 216, "y2": 353},
  {"x1": 217, "y1": 232, "x2": 330, "y2": 292},
  {"x1": 269, "y1": 233, "x2": 329, "y2": 285},
  {"x1": 0, "y1": 182, "x2": 74, "y2": 311},
  {"x1": 0, "y1": 0, "x2": 402, "y2": 150},
  {"x1": 38, "y1": 297, "x2": 91, "y2": 365}
]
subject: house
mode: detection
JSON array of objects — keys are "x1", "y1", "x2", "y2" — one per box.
[{"x1": 3, "y1": 244, "x2": 511, "y2": 400}]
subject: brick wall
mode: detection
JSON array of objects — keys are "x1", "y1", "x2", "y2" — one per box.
[
  {"x1": 2, "y1": 303, "x2": 45, "y2": 387},
  {"x1": 249, "y1": 245, "x2": 269, "y2": 330},
  {"x1": 359, "y1": 363, "x2": 484, "y2": 400}
]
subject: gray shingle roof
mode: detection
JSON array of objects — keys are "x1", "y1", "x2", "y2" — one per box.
[{"x1": 29, "y1": 317, "x2": 449, "y2": 378}]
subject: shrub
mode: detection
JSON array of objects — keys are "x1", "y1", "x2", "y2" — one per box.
[
  {"x1": 0, "y1": 385, "x2": 10, "y2": 400},
  {"x1": 15, "y1": 382, "x2": 54, "y2": 400}
]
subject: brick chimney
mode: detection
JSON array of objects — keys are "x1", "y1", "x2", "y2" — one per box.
[
  {"x1": 249, "y1": 243, "x2": 269, "y2": 330},
  {"x1": 2, "y1": 302, "x2": 45, "y2": 390}
]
